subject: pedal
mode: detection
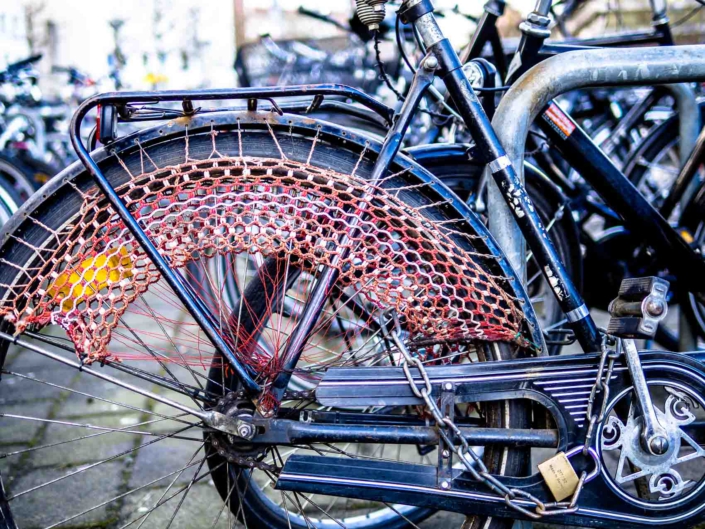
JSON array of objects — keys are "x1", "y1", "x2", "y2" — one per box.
[{"x1": 607, "y1": 277, "x2": 669, "y2": 339}]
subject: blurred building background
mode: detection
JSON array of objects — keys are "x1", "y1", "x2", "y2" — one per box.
[{"x1": 0, "y1": 0, "x2": 703, "y2": 96}]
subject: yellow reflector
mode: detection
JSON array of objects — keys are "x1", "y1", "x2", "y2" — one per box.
[{"x1": 49, "y1": 246, "x2": 133, "y2": 310}]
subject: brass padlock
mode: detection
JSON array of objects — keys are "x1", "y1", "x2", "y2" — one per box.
[{"x1": 538, "y1": 452, "x2": 580, "y2": 502}]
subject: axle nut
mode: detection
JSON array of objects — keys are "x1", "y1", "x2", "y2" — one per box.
[
  {"x1": 424, "y1": 56, "x2": 439, "y2": 71},
  {"x1": 649, "y1": 435, "x2": 670, "y2": 456},
  {"x1": 645, "y1": 298, "x2": 666, "y2": 317},
  {"x1": 238, "y1": 423, "x2": 255, "y2": 439}
]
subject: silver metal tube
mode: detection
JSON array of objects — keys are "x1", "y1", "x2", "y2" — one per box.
[
  {"x1": 490, "y1": 45, "x2": 705, "y2": 279},
  {"x1": 661, "y1": 83, "x2": 700, "y2": 350},
  {"x1": 648, "y1": 0, "x2": 669, "y2": 23},
  {"x1": 0, "y1": 331, "x2": 251, "y2": 437},
  {"x1": 0, "y1": 331, "x2": 204, "y2": 418},
  {"x1": 414, "y1": 11, "x2": 444, "y2": 48},
  {"x1": 532, "y1": 0, "x2": 553, "y2": 17},
  {"x1": 663, "y1": 83, "x2": 700, "y2": 166}
]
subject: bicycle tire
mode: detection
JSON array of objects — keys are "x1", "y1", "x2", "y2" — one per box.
[
  {"x1": 0, "y1": 113, "x2": 534, "y2": 528},
  {"x1": 0, "y1": 152, "x2": 42, "y2": 202}
]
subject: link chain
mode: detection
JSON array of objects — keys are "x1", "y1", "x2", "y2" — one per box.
[{"x1": 389, "y1": 315, "x2": 614, "y2": 520}]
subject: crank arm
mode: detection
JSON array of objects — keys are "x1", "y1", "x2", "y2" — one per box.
[{"x1": 622, "y1": 338, "x2": 671, "y2": 455}]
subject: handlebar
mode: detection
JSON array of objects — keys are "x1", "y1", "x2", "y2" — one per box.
[
  {"x1": 51, "y1": 65, "x2": 94, "y2": 86},
  {"x1": 0, "y1": 54, "x2": 42, "y2": 84}
]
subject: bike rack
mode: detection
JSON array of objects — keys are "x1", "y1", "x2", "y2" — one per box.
[
  {"x1": 489, "y1": 44, "x2": 705, "y2": 286},
  {"x1": 664, "y1": 83, "x2": 700, "y2": 166}
]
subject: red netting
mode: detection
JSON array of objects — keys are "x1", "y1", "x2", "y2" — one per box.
[{"x1": 0, "y1": 147, "x2": 526, "y2": 374}]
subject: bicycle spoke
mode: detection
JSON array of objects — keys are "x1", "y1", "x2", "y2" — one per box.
[
  {"x1": 135, "y1": 443, "x2": 207, "y2": 529},
  {"x1": 118, "y1": 461, "x2": 226, "y2": 529},
  {"x1": 140, "y1": 296, "x2": 207, "y2": 392},
  {"x1": 8, "y1": 423, "x2": 200, "y2": 501},
  {"x1": 21, "y1": 330, "x2": 217, "y2": 403},
  {"x1": 210, "y1": 468, "x2": 237, "y2": 529},
  {"x1": 163, "y1": 448, "x2": 209, "y2": 529},
  {"x1": 1, "y1": 370, "x2": 194, "y2": 425},
  {"x1": 0, "y1": 413, "x2": 202, "y2": 441},
  {"x1": 45, "y1": 449, "x2": 208, "y2": 529},
  {"x1": 115, "y1": 317, "x2": 205, "y2": 410},
  {"x1": 0, "y1": 414, "x2": 197, "y2": 460}
]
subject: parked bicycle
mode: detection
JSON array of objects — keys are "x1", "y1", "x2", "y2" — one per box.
[{"x1": 2, "y1": 1, "x2": 705, "y2": 528}]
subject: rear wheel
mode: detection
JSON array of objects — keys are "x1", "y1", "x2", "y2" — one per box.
[{"x1": 0, "y1": 117, "x2": 530, "y2": 528}]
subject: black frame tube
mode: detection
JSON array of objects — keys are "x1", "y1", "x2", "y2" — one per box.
[
  {"x1": 250, "y1": 418, "x2": 559, "y2": 448},
  {"x1": 424, "y1": 34, "x2": 602, "y2": 352},
  {"x1": 536, "y1": 102, "x2": 705, "y2": 289},
  {"x1": 265, "y1": 61, "x2": 438, "y2": 410}
]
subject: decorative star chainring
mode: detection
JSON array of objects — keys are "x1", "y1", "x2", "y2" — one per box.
[{"x1": 601, "y1": 383, "x2": 705, "y2": 504}]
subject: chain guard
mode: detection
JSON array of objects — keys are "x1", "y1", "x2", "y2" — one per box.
[{"x1": 276, "y1": 349, "x2": 705, "y2": 528}]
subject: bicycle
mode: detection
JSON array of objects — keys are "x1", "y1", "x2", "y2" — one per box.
[{"x1": 1, "y1": 1, "x2": 705, "y2": 528}]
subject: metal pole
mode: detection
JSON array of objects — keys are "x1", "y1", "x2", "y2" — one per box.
[
  {"x1": 663, "y1": 83, "x2": 700, "y2": 167},
  {"x1": 663, "y1": 83, "x2": 701, "y2": 351}
]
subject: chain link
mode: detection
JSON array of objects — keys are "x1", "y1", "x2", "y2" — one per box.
[
  {"x1": 388, "y1": 314, "x2": 612, "y2": 519},
  {"x1": 584, "y1": 336, "x2": 619, "y2": 456}
]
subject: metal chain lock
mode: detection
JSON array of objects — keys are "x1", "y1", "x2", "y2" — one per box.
[{"x1": 388, "y1": 313, "x2": 610, "y2": 519}]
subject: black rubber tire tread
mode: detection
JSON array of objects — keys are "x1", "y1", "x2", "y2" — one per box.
[
  {"x1": 0, "y1": 152, "x2": 42, "y2": 202},
  {"x1": 0, "y1": 172, "x2": 22, "y2": 225}
]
